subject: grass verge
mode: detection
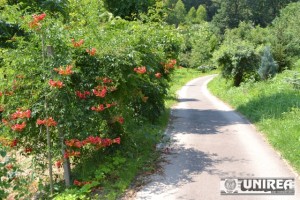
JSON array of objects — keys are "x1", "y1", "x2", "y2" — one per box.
[{"x1": 208, "y1": 70, "x2": 300, "y2": 173}]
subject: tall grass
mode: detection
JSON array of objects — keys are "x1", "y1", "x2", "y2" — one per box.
[{"x1": 208, "y1": 70, "x2": 300, "y2": 172}]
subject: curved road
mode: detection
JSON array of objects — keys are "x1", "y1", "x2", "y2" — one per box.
[{"x1": 134, "y1": 75, "x2": 300, "y2": 200}]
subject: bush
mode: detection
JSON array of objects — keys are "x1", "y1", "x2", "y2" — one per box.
[
  {"x1": 213, "y1": 39, "x2": 259, "y2": 86},
  {"x1": 0, "y1": 2, "x2": 182, "y2": 198}
]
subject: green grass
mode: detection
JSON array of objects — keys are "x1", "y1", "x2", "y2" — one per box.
[{"x1": 208, "y1": 70, "x2": 300, "y2": 172}]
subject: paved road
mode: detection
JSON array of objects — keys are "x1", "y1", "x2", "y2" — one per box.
[{"x1": 134, "y1": 75, "x2": 300, "y2": 200}]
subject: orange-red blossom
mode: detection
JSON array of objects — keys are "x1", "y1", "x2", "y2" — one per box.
[
  {"x1": 29, "y1": 13, "x2": 46, "y2": 29},
  {"x1": 134, "y1": 66, "x2": 147, "y2": 74},
  {"x1": 54, "y1": 65, "x2": 73, "y2": 76},
  {"x1": 36, "y1": 117, "x2": 57, "y2": 127}
]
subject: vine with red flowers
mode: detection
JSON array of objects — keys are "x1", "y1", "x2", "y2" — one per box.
[{"x1": 0, "y1": 2, "x2": 182, "y2": 199}]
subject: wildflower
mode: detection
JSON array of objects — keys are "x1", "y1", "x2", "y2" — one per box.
[
  {"x1": 134, "y1": 66, "x2": 147, "y2": 74},
  {"x1": 71, "y1": 39, "x2": 84, "y2": 47},
  {"x1": 54, "y1": 65, "x2": 73, "y2": 76},
  {"x1": 155, "y1": 73, "x2": 162, "y2": 79},
  {"x1": 49, "y1": 79, "x2": 64, "y2": 88},
  {"x1": 86, "y1": 48, "x2": 97, "y2": 56},
  {"x1": 11, "y1": 122, "x2": 26, "y2": 132},
  {"x1": 0, "y1": 92, "x2": 2, "y2": 97}
]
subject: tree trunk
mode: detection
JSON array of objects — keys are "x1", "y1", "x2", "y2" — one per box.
[{"x1": 59, "y1": 129, "x2": 71, "y2": 187}]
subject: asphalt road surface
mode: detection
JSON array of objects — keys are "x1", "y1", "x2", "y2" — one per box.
[{"x1": 134, "y1": 75, "x2": 300, "y2": 200}]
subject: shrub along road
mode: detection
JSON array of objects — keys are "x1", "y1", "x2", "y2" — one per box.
[{"x1": 134, "y1": 75, "x2": 300, "y2": 200}]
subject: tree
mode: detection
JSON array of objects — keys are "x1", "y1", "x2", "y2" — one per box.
[
  {"x1": 185, "y1": 7, "x2": 196, "y2": 23},
  {"x1": 196, "y1": 5, "x2": 207, "y2": 22},
  {"x1": 103, "y1": 0, "x2": 155, "y2": 19},
  {"x1": 213, "y1": 39, "x2": 260, "y2": 86},
  {"x1": 212, "y1": 0, "x2": 250, "y2": 32},
  {"x1": 190, "y1": 23, "x2": 218, "y2": 67},
  {"x1": 258, "y1": 46, "x2": 278, "y2": 80},
  {"x1": 166, "y1": 0, "x2": 187, "y2": 26},
  {"x1": 271, "y1": 1, "x2": 300, "y2": 71}
]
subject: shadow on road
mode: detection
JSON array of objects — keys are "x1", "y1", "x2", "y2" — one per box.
[
  {"x1": 169, "y1": 108, "x2": 249, "y2": 135},
  {"x1": 141, "y1": 146, "x2": 250, "y2": 195}
]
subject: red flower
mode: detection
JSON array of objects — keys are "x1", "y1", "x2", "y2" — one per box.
[
  {"x1": 49, "y1": 79, "x2": 64, "y2": 88},
  {"x1": 36, "y1": 119, "x2": 45, "y2": 125},
  {"x1": 86, "y1": 48, "x2": 97, "y2": 56},
  {"x1": 29, "y1": 13, "x2": 46, "y2": 29},
  {"x1": 36, "y1": 117, "x2": 57, "y2": 127},
  {"x1": 155, "y1": 73, "x2": 162, "y2": 79},
  {"x1": 54, "y1": 65, "x2": 73, "y2": 76},
  {"x1": 71, "y1": 39, "x2": 84, "y2": 47},
  {"x1": 163, "y1": 59, "x2": 177, "y2": 73},
  {"x1": 114, "y1": 116, "x2": 124, "y2": 124},
  {"x1": 113, "y1": 137, "x2": 121, "y2": 144},
  {"x1": 11, "y1": 122, "x2": 26, "y2": 132},
  {"x1": 65, "y1": 139, "x2": 83, "y2": 148},
  {"x1": 93, "y1": 86, "x2": 107, "y2": 98},
  {"x1": 0, "y1": 92, "x2": 2, "y2": 97},
  {"x1": 64, "y1": 150, "x2": 80, "y2": 159},
  {"x1": 134, "y1": 66, "x2": 147, "y2": 74},
  {"x1": 55, "y1": 160, "x2": 62, "y2": 168},
  {"x1": 91, "y1": 104, "x2": 105, "y2": 112},
  {"x1": 35, "y1": 13, "x2": 46, "y2": 21},
  {"x1": 74, "y1": 180, "x2": 81, "y2": 186},
  {"x1": 76, "y1": 91, "x2": 91, "y2": 99},
  {"x1": 11, "y1": 109, "x2": 31, "y2": 120}
]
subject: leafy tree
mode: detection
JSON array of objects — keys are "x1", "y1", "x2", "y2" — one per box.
[
  {"x1": 196, "y1": 5, "x2": 207, "y2": 22},
  {"x1": 167, "y1": 0, "x2": 187, "y2": 26},
  {"x1": 190, "y1": 23, "x2": 218, "y2": 67},
  {"x1": 213, "y1": 39, "x2": 260, "y2": 86},
  {"x1": 212, "y1": 0, "x2": 250, "y2": 32},
  {"x1": 271, "y1": 1, "x2": 300, "y2": 71},
  {"x1": 258, "y1": 46, "x2": 278, "y2": 80},
  {"x1": 103, "y1": 0, "x2": 155, "y2": 19},
  {"x1": 185, "y1": 7, "x2": 196, "y2": 23}
]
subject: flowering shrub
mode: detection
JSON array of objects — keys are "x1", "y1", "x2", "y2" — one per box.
[{"x1": 0, "y1": 1, "x2": 182, "y2": 198}]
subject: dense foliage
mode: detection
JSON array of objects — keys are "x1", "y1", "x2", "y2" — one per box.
[{"x1": 1, "y1": 0, "x2": 300, "y2": 199}]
